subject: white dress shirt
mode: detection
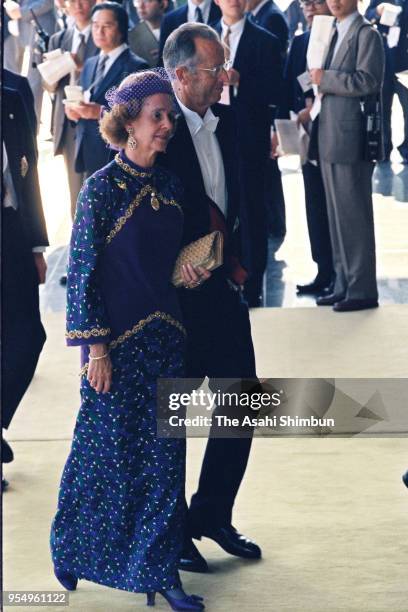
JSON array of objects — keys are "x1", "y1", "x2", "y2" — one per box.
[
  {"x1": 187, "y1": 0, "x2": 212, "y2": 24},
  {"x1": 98, "y1": 42, "x2": 129, "y2": 77},
  {"x1": 71, "y1": 23, "x2": 92, "y2": 53},
  {"x1": 332, "y1": 11, "x2": 360, "y2": 61},
  {"x1": 176, "y1": 96, "x2": 228, "y2": 217},
  {"x1": 221, "y1": 18, "x2": 245, "y2": 64}
]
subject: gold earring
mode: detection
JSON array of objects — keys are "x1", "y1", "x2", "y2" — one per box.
[{"x1": 127, "y1": 128, "x2": 137, "y2": 150}]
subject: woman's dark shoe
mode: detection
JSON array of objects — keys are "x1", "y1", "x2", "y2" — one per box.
[
  {"x1": 403, "y1": 471, "x2": 408, "y2": 488},
  {"x1": 146, "y1": 591, "x2": 204, "y2": 610},
  {"x1": 54, "y1": 569, "x2": 78, "y2": 591}
]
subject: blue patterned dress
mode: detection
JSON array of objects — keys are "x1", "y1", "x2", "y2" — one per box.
[{"x1": 50, "y1": 151, "x2": 186, "y2": 593}]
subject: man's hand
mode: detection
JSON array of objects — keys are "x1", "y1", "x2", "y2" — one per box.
[
  {"x1": 64, "y1": 105, "x2": 81, "y2": 121},
  {"x1": 74, "y1": 102, "x2": 102, "y2": 120},
  {"x1": 4, "y1": 0, "x2": 22, "y2": 19},
  {"x1": 310, "y1": 68, "x2": 324, "y2": 86},
  {"x1": 33, "y1": 253, "x2": 47, "y2": 284},
  {"x1": 226, "y1": 68, "x2": 240, "y2": 87},
  {"x1": 270, "y1": 131, "x2": 279, "y2": 158},
  {"x1": 297, "y1": 107, "x2": 312, "y2": 127}
]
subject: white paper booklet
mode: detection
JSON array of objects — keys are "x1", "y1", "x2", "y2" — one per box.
[
  {"x1": 307, "y1": 15, "x2": 335, "y2": 69},
  {"x1": 38, "y1": 51, "x2": 77, "y2": 87}
]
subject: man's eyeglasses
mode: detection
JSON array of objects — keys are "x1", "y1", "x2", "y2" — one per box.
[
  {"x1": 196, "y1": 60, "x2": 232, "y2": 77},
  {"x1": 300, "y1": 0, "x2": 327, "y2": 7}
]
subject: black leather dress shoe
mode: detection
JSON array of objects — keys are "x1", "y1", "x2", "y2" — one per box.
[
  {"x1": 333, "y1": 298, "x2": 379, "y2": 312},
  {"x1": 2, "y1": 478, "x2": 9, "y2": 492},
  {"x1": 296, "y1": 280, "x2": 331, "y2": 295},
  {"x1": 178, "y1": 540, "x2": 209, "y2": 573},
  {"x1": 402, "y1": 471, "x2": 408, "y2": 488},
  {"x1": 201, "y1": 525, "x2": 261, "y2": 559},
  {"x1": 316, "y1": 293, "x2": 345, "y2": 306}
]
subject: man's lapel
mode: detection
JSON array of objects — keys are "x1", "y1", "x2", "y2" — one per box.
[
  {"x1": 331, "y1": 14, "x2": 364, "y2": 70},
  {"x1": 93, "y1": 49, "x2": 128, "y2": 100}
]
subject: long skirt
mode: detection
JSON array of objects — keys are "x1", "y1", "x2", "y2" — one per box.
[{"x1": 50, "y1": 319, "x2": 186, "y2": 593}]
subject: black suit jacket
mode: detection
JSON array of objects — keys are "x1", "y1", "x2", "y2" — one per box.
[
  {"x1": 279, "y1": 29, "x2": 311, "y2": 117},
  {"x1": 214, "y1": 17, "x2": 283, "y2": 162},
  {"x1": 250, "y1": 0, "x2": 289, "y2": 57},
  {"x1": 75, "y1": 48, "x2": 148, "y2": 174},
  {"x1": 157, "y1": 103, "x2": 251, "y2": 273},
  {"x1": 3, "y1": 69, "x2": 38, "y2": 138},
  {"x1": 159, "y1": 2, "x2": 222, "y2": 59},
  {"x1": 3, "y1": 88, "x2": 49, "y2": 249}
]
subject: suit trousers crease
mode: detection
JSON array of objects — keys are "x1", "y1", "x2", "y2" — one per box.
[
  {"x1": 180, "y1": 280, "x2": 257, "y2": 536},
  {"x1": 61, "y1": 122, "x2": 84, "y2": 219},
  {"x1": 320, "y1": 161, "x2": 378, "y2": 300}
]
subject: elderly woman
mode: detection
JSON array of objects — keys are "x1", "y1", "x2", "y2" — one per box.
[{"x1": 50, "y1": 70, "x2": 208, "y2": 611}]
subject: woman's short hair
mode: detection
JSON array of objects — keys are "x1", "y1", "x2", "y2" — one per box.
[
  {"x1": 99, "y1": 71, "x2": 170, "y2": 148},
  {"x1": 91, "y1": 2, "x2": 128, "y2": 44},
  {"x1": 163, "y1": 23, "x2": 220, "y2": 75}
]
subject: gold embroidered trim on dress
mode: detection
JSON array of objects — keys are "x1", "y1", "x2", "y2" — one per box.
[
  {"x1": 66, "y1": 327, "x2": 111, "y2": 340},
  {"x1": 105, "y1": 187, "x2": 183, "y2": 244},
  {"x1": 109, "y1": 311, "x2": 186, "y2": 349},
  {"x1": 79, "y1": 311, "x2": 185, "y2": 375},
  {"x1": 115, "y1": 153, "x2": 153, "y2": 178}
]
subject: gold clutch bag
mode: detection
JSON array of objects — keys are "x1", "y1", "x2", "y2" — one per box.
[{"x1": 172, "y1": 231, "x2": 224, "y2": 287}]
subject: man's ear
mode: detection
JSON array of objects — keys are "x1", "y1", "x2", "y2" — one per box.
[{"x1": 175, "y1": 65, "x2": 189, "y2": 84}]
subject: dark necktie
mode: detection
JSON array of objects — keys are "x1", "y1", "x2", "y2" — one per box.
[
  {"x1": 195, "y1": 6, "x2": 204, "y2": 23},
  {"x1": 324, "y1": 27, "x2": 339, "y2": 69},
  {"x1": 92, "y1": 54, "x2": 108, "y2": 94},
  {"x1": 76, "y1": 33, "x2": 86, "y2": 65}
]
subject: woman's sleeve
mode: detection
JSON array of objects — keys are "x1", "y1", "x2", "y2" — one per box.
[{"x1": 65, "y1": 176, "x2": 111, "y2": 347}]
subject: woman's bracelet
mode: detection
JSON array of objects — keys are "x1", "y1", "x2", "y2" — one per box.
[{"x1": 89, "y1": 352, "x2": 109, "y2": 361}]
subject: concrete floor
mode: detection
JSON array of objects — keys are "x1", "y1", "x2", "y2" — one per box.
[{"x1": 3, "y1": 88, "x2": 408, "y2": 612}]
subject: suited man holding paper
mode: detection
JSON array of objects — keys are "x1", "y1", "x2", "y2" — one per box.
[
  {"x1": 277, "y1": 0, "x2": 334, "y2": 295},
  {"x1": 213, "y1": 1, "x2": 283, "y2": 306},
  {"x1": 310, "y1": 0, "x2": 384, "y2": 311},
  {"x1": 46, "y1": 0, "x2": 98, "y2": 218},
  {"x1": 65, "y1": 2, "x2": 148, "y2": 177}
]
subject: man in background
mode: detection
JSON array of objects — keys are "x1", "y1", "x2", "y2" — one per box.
[
  {"x1": 128, "y1": 0, "x2": 168, "y2": 66},
  {"x1": 65, "y1": 1, "x2": 147, "y2": 177},
  {"x1": 276, "y1": 0, "x2": 334, "y2": 296},
  {"x1": 311, "y1": 0, "x2": 384, "y2": 311},
  {"x1": 4, "y1": 0, "x2": 57, "y2": 125},
  {"x1": 214, "y1": 0, "x2": 283, "y2": 307},
  {"x1": 2, "y1": 83, "x2": 49, "y2": 490},
  {"x1": 46, "y1": 0, "x2": 98, "y2": 220}
]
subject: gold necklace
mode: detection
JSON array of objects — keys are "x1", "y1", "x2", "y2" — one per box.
[
  {"x1": 115, "y1": 153, "x2": 160, "y2": 210},
  {"x1": 114, "y1": 153, "x2": 153, "y2": 179}
]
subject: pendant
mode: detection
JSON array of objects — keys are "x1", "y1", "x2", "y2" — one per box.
[{"x1": 151, "y1": 192, "x2": 160, "y2": 211}]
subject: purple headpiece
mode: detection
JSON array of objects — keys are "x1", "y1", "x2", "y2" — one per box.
[{"x1": 105, "y1": 68, "x2": 173, "y2": 117}]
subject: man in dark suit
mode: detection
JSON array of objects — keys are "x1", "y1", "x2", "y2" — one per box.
[
  {"x1": 4, "y1": 68, "x2": 38, "y2": 138},
  {"x1": 248, "y1": 0, "x2": 289, "y2": 55},
  {"x1": 161, "y1": 23, "x2": 261, "y2": 572},
  {"x1": 46, "y1": 0, "x2": 98, "y2": 219},
  {"x1": 366, "y1": 0, "x2": 408, "y2": 163},
  {"x1": 159, "y1": 0, "x2": 222, "y2": 59},
  {"x1": 213, "y1": 0, "x2": 283, "y2": 306},
  {"x1": 276, "y1": 0, "x2": 334, "y2": 295},
  {"x1": 65, "y1": 1, "x2": 148, "y2": 177},
  {"x1": 2, "y1": 85, "x2": 49, "y2": 488}
]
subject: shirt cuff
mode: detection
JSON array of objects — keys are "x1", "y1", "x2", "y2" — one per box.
[{"x1": 32, "y1": 247, "x2": 47, "y2": 253}]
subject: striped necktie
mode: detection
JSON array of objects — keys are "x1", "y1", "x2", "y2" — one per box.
[
  {"x1": 92, "y1": 54, "x2": 108, "y2": 94},
  {"x1": 223, "y1": 27, "x2": 231, "y2": 61}
]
